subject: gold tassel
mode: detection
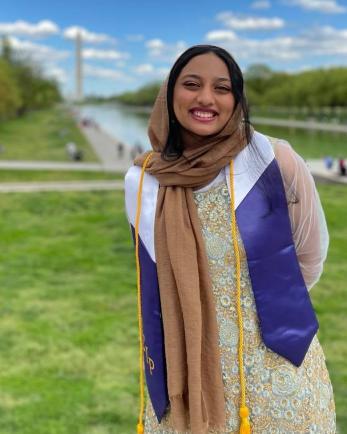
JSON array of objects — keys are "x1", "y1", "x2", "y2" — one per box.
[
  {"x1": 239, "y1": 406, "x2": 251, "y2": 434},
  {"x1": 135, "y1": 152, "x2": 153, "y2": 434},
  {"x1": 137, "y1": 422, "x2": 144, "y2": 434},
  {"x1": 230, "y1": 159, "x2": 252, "y2": 434}
]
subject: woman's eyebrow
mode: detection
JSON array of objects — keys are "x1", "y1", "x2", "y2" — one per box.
[{"x1": 180, "y1": 74, "x2": 231, "y2": 82}]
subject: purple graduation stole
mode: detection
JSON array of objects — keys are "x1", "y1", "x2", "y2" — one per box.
[
  {"x1": 129, "y1": 224, "x2": 169, "y2": 422},
  {"x1": 235, "y1": 158, "x2": 319, "y2": 367},
  {"x1": 124, "y1": 132, "x2": 319, "y2": 423},
  {"x1": 125, "y1": 165, "x2": 170, "y2": 422}
]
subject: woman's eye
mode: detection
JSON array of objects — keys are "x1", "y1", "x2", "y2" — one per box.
[
  {"x1": 216, "y1": 86, "x2": 231, "y2": 92},
  {"x1": 183, "y1": 82, "x2": 199, "y2": 88}
]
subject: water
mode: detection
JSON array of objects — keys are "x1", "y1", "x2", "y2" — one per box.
[{"x1": 77, "y1": 103, "x2": 152, "y2": 150}]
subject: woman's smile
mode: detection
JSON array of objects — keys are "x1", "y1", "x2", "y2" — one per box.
[{"x1": 189, "y1": 107, "x2": 218, "y2": 122}]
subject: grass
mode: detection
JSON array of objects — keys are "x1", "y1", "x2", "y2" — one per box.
[
  {"x1": 0, "y1": 183, "x2": 346, "y2": 433},
  {"x1": 312, "y1": 184, "x2": 347, "y2": 432},
  {"x1": 0, "y1": 190, "x2": 137, "y2": 434},
  {"x1": 0, "y1": 105, "x2": 98, "y2": 162},
  {"x1": 254, "y1": 124, "x2": 347, "y2": 159},
  {"x1": 0, "y1": 170, "x2": 123, "y2": 182}
]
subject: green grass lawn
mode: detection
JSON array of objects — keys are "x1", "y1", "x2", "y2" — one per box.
[
  {"x1": 0, "y1": 170, "x2": 123, "y2": 182},
  {"x1": 0, "y1": 184, "x2": 346, "y2": 433},
  {"x1": 255, "y1": 124, "x2": 347, "y2": 159},
  {"x1": 0, "y1": 105, "x2": 98, "y2": 162}
]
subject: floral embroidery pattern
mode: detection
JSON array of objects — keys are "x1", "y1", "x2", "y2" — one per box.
[{"x1": 144, "y1": 181, "x2": 336, "y2": 433}]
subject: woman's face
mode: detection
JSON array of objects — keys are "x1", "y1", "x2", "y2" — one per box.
[{"x1": 173, "y1": 52, "x2": 235, "y2": 138}]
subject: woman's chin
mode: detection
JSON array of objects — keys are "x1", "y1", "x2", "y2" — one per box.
[{"x1": 184, "y1": 124, "x2": 220, "y2": 137}]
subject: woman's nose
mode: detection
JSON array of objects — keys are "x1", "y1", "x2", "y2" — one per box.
[{"x1": 196, "y1": 86, "x2": 214, "y2": 105}]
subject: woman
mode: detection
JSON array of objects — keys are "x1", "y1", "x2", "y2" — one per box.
[{"x1": 124, "y1": 45, "x2": 336, "y2": 434}]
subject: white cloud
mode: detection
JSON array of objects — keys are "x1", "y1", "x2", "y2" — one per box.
[
  {"x1": 251, "y1": 0, "x2": 272, "y2": 9},
  {"x1": 7, "y1": 36, "x2": 70, "y2": 62},
  {"x1": 205, "y1": 24, "x2": 347, "y2": 62},
  {"x1": 84, "y1": 64, "x2": 131, "y2": 81},
  {"x1": 284, "y1": 0, "x2": 346, "y2": 13},
  {"x1": 217, "y1": 12, "x2": 285, "y2": 30},
  {"x1": 126, "y1": 34, "x2": 144, "y2": 42},
  {"x1": 133, "y1": 63, "x2": 170, "y2": 77},
  {"x1": 83, "y1": 48, "x2": 130, "y2": 60},
  {"x1": 134, "y1": 63, "x2": 154, "y2": 74},
  {"x1": 0, "y1": 19, "x2": 59, "y2": 38},
  {"x1": 64, "y1": 26, "x2": 117, "y2": 44},
  {"x1": 205, "y1": 30, "x2": 238, "y2": 42},
  {"x1": 146, "y1": 38, "x2": 165, "y2": 50},
  {"x1": 145, "y1": 39, "x2": 187, "y2": 62},
  {"x1": 302, "y1": 25, "x2": 347, "y2": 54}
]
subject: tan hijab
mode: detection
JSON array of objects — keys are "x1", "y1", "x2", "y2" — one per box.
[{"x1": 134, "y1": 78, "x2": 249, "y2": 433}]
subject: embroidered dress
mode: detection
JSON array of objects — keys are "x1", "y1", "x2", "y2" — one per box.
[{"x1": 143, "y1": 177, "x2": 336, "y2": 434}]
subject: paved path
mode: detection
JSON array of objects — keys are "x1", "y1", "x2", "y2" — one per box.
[
  {"x1": 0, "y1": 160, "x2": 108, "y2": 171},
  {"x1": 0, "y1": 180, "x2": 124, "y2": 193},
  {"x1": 78, "y1": 123, "x2": 134, "y2": 171},
  {"x1": 306, "y1": 160, "x2": 347, "y2": 184}
]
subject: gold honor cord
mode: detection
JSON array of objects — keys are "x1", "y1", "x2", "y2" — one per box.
[
  {"x1": 229, "y1": 159, "x2": 251, "y2": 434},
  {"x1": 135, "y1": 151, "x2": 154, "y2": 434}
]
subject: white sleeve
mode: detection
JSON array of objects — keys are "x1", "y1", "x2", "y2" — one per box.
[{"x1": 272, "y1": 138, "x2": 329, "y2": 291}]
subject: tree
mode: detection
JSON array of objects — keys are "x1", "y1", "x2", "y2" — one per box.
[
  {"x1": 0, "y1": 59, "x2": 22, "y2": 120},
  {"x1": 1, "y1": 35, "x2": 14, "y2": 64}
]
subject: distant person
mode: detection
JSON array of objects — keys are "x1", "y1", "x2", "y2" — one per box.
[
  {"x1": 66, "y1": 142, "x2": 77, "y2": 158},
  {"x1": 323, "y1": 155, "x2": 334, "y2": 170},
  {"x1": 74, "y1": 149, "x2": 83, "y2": 161},
  {"x1": 124, "y1": 45, "x2": 335, "y2": 433},
  {"x1": 338, "y1": 158, "x2": 346, "y2": 176},
  {"x1": 65, "y1": 142, "x2": 83, "y2": 161},
  {"x1": 81, "y1": 117, "x2": 91, "y2": 127},
  {"x1": 116, "y1": 142, "x2": 124, "y2": 159}
]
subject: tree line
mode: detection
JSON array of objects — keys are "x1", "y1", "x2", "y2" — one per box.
[
  {"x1": 0, "y1": 37, "x2": 62, "y2": 121},
  {"x1": 111, "y1": 64, "x2": 347, "y2": 109}
]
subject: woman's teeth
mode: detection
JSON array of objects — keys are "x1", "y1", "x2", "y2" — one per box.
[{"x1": 192, "y1": 110, "x2": 215, "y2": 119}]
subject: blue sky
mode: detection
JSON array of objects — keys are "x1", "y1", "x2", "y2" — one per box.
[{"x1": 1, "y1": 0, "x2": 347, "y2": 98}]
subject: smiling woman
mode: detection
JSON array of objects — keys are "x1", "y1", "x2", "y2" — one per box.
[{"x1": 124, "y1": 45, "x2": 336, "y2": 434}]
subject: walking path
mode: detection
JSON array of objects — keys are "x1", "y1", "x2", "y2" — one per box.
[
  {"x1": 0, "y1": 180, "x2": 124, "y2": 193},
  {"x1": 0, "y1": 160, "x2": 107, "y2": 171},
  {"x1": 77, "y1": 122, "x2": 134, "y2": 171},
  {"x1": 306, "y1": 160, "x2": 347, "y2": 184}
]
